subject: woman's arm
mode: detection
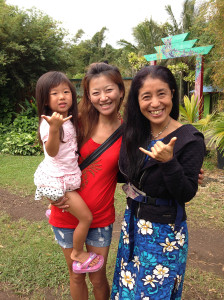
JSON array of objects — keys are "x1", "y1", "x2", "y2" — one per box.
[
  {"x1": 48, "y1": 197, "x2": 70, "y2": 209},
  {"x1": 140, "y1": 136, "x2": 205, "y2": 205},
  {"x1": 160, "y1": 137, "x2": 205, "y2": 204}
]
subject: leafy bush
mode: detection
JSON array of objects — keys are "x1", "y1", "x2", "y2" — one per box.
[
  {"x1": 0, "y1": 96, "x2": 15, "y2": 124},
  {"x1": 0, "y1": 116, "x2": 42, "y2": 156},
  {"x1": 18, "y1": 97, "x2": 38, "y2": 118}
]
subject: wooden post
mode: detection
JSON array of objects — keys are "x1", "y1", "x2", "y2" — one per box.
[{"x1": 195, "y1": 55, "x2": 204, "y2": 119}]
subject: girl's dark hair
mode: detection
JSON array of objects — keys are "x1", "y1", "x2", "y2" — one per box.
[
  {"x1": 123, "y1": 65, "x2": 179, "y2": 182},
  {"x1": 79, "y1": 62, "x2": 125, "y2": 145},
  {"x1": 35, "y1": 71, "x2": 79, "y2": 144}
]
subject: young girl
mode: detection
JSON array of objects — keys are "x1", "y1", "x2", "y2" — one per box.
[{"x1": 34, "y1": 71, "x2": 104, "y2": 273}]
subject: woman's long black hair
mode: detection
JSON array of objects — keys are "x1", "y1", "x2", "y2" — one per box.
[{"x1": 123, "y1": 65, "x2": 179, "y2": 182}]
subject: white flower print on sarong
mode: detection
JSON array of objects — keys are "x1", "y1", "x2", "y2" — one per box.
[
  {"x1": 176, "y1": 232, "x2": 185, "y2": 246},
  {"x1": 122, "y1": 230, "x2": 129, "y2": 244},
  {"x1": 121, "y1": 270, "x2": 135, "y2": 290},
  {"x1": 159, "y1": 237, "x2": 179, "y2": 252},
  {"x1": 132, "y1": 256, "x2": 140, "y2": 271},
  {"x1": 142, "y1": 274, "x2": 158, "y2": 287},
  {"x1": 137, "y1": 219, "x2": 153, "y2": 235},
  {"x1": 153, "y1": 264, "x2": 170, "y2": 284}
]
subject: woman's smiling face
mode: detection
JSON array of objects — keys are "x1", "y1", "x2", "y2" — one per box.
[
  {"x1": 138, "y1": 76, "x2": 173, "y2": 128},
  {"x1": 89, "y1": 75, "x2": 123, "y2": 117}
]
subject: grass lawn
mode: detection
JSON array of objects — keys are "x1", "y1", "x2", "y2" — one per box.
[{"x1": 0, "y1": 152, "x2": 224, "y2": 299}]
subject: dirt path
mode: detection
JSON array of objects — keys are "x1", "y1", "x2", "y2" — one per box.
[{"x1": 0, "y1": 185, "x2": 224, "y2": 299}]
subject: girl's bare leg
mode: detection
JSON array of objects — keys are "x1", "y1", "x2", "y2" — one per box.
[
  {"x1": 87, "y1": 244, "x2": 110, "y2": 300},
  {"x1": 62, "y1": 248, "x2": 88, "y2": 300},
  {"x1": 65, "y1": 191, "x2": 93, "y2": 263}
]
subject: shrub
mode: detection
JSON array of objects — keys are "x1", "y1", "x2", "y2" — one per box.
[
  {"x1": 0, "y1": 116, "x2": 42, "y2": 156},
  {"x1": 18, "y1": 97, "x2": 38, "y2": 118}
]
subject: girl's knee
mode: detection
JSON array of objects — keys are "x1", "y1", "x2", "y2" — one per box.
[{"x1": 86, "y1": 210, "x2": 93, "y2": 224}]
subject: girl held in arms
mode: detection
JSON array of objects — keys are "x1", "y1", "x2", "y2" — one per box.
[{"x1": 34, "y1": 71, "x2": 104, "y2": 274}]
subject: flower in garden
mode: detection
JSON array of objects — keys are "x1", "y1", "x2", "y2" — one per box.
[
  {"x1": 142, "y1": 274, "x2": 158, "y2": 287},
  {"x1": 121, "y1": 270, "x2": 135, "y2": 289},
  {"x1": 159, "y1": 237, "x2": 179, "y2": 252},
  {"x1": 176, "y1": 232, "x2": 185, "y2": 246},
  {"x1": 132, "y1": 256, "x2": 140, "y2": 271},
  {"x1": 137, "y1": 219, "x2": 153, "y2": 235},
  {"x1": 153, "y1": 264, "x2": 169, "y2": 280}
]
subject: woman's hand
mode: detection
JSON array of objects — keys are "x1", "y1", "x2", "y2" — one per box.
[
  {"x1": 139, "y1": 137, "x2": 177, "y2": 162},
  {"x1": 198, "y1": 168, "x2": 204, "y2": 185},
  {"x1": 48, "y1": 196, "x2": 70, "y2": 210}
]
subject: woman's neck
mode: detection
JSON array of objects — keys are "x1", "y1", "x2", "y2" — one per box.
[
  {"x1": 98, "y1": 112, "x2": 121, "y2": 127},
  {"x1": 91, "y1": 112, "x2": 121, "y2": 144}
]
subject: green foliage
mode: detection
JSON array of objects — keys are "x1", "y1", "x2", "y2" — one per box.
[
  {"x1": 179, "y1": 94, "x2": 201, "y2": 123},
  {"x1": 0, "y1": 1, "x2": 71, "y2": 122},
  {"x1": 18, "y1": 97, "x2": 37, "y2": 117},
  {"x1": 0, "y1": 96, "x2": 14, "y2": 124},
  {"x1": 206, "y1": 112, "x2": 224, "y2": 153},
  {"x1": 168, "y1": 63, "x2": 190, "y2": 78},
  {"x1": 0, "y1": 116, "x2": 42, "y2": 155},
  {"x1": 128, "y1": 52, "x2": 148, "y2": 72},
  {"x1": 165, "y1": 0, "x2": 199, "y2": 35},
  {"x1": 192, "y1": 112, "x2": 216, "y2": 133}
]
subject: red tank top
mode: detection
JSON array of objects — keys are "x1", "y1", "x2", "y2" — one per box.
[{"x1": 49, "y1": 135, "x2": 122, "y2": 228}]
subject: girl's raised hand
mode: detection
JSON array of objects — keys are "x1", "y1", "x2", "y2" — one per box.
[
  {"x1": 139, "y1": 137, "x2": 177, "y2": 162},
  {"x1": 41, "y1": 113, "x2": 72, "y2": 129}
]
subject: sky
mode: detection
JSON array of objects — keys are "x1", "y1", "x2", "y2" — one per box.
[{"x1": 6, "y1": 0, "x2": 189, "y2": 48}]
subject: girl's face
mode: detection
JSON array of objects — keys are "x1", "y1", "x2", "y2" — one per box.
[
  {"x1": 89, "y1": 75, "x2": 123, "y2": 117},
  {"x1": 138, "y1": 76, "x2": 173, "y2": 128},
  {"x1": 48, "y1": 82, "x2": 73, "y2": 118}
]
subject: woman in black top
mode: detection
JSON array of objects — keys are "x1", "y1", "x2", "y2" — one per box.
[{"x1": 111, "y1": 65, "x2": 205, "y2": 300}]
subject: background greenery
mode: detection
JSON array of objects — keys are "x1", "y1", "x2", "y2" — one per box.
[{"x1": 1, "y1": 0, "x2": 224, "y2": 125}]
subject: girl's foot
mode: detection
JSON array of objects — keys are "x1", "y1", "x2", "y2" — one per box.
[
  {"x1": 71, "y1": 250, "x2": 99, "y2": 267},
  {"x1": 72, "y1": 252, "x2": 104, "y2": 274},
  {"x1": 45, "y1": 209, "x2": 51, "y2": 218}
]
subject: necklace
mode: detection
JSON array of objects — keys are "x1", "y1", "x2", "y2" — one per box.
[{"x1": 150, "y1": 118, "x2": 171, "y2": 140}]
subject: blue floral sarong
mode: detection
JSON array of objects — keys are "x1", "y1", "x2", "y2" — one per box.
[{"x1": 111, "y1": 205, "x2": 188, "y2": 300}]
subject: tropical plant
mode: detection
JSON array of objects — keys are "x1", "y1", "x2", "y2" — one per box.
[
  {"x1": 128, "y1": 52, "x2": 148, "y2": 72},
  {"x1": 165, "y1": 0, "x2": 198, "y2": 35},
  {"x1": 192, "y1": 112, "x2": 216, "y2": 133},
  {"x1": 205, "y1": 113, "x2": 224, "y2": 153},
  {"x1": 179, "y1": 94, "x2": 202, "y2": 123},
  {"x1": 0, "y1": 1, "x2": 72, "y2": 123},
  {"x1": 18, "y1": 97, "x2": 37, "y2": 117},
  {"x1": 0, "y1": 115, "x2": 41, "y2": 155}
]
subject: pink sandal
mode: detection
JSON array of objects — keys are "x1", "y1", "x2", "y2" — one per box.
[
  {"x1": 45, "y1": 209, "x2": 51, "y2": 219},
  {"x1": 72, "y1": 252, "x2": 104, "y2": 274}
]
